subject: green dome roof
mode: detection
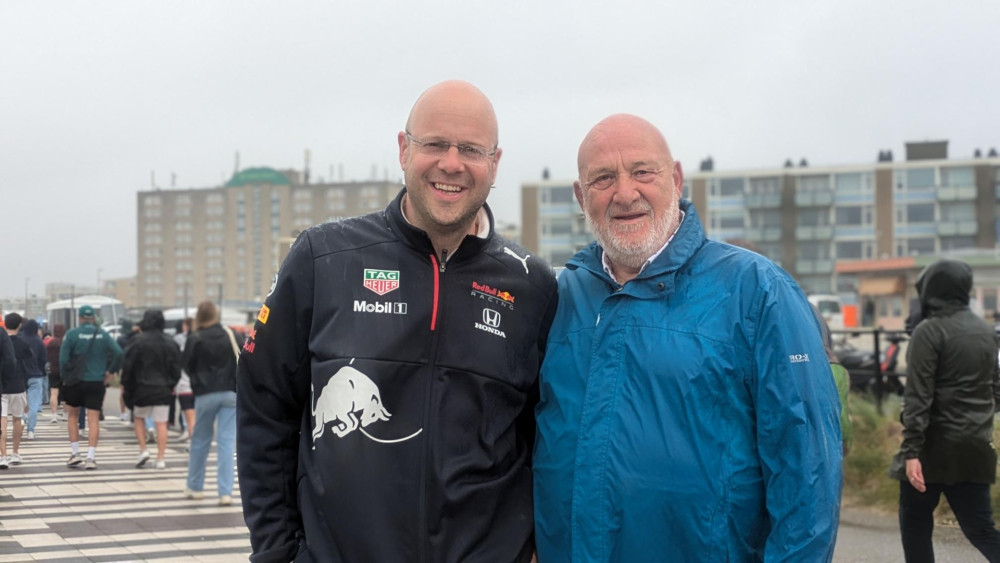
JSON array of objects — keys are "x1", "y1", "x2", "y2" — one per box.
[{"x1": 226, "y1": 167, "x2": 292, "y2": 187}]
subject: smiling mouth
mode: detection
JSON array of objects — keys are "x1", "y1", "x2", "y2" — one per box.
[{"x1": 433, "y1": 182, "x2": 463, "y2": 193}]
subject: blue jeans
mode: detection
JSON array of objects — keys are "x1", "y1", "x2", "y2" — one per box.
[
  {"x1": 25, "y1": 377, "x2": 45, "y2": 432},
  {"x1": 186, "y1": 391, "x2": 236, "y2": 496}
]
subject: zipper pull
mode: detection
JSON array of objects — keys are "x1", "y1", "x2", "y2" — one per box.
[{"x1": 439, "y1": 249, "x2": 448, "y2": 273}]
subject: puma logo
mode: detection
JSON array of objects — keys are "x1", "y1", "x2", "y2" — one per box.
[{"x1": 503, "y1": 247, "x2": 530, "y2": 274}]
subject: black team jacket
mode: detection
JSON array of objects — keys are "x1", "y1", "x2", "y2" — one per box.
[{"x1": 237, "y1": 189, "x2": 558, "y2": 563}]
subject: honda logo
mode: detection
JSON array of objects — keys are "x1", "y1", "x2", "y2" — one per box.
[{"x1": 482, "y1": 308, "x2": 501, "y2": 328}]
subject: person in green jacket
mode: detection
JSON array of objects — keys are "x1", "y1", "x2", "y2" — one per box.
[{"x1": 58, "y1": 305, "x2": 123, "y2": 470}]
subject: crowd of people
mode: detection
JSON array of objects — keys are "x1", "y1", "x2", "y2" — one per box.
[{"x1": 0, "y1": 301, "x2": 239, "y2": 506}]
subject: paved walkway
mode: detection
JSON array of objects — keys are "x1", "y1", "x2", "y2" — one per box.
[{"x1": 0, "y1": 407, "x2": 249, "y2": 562}]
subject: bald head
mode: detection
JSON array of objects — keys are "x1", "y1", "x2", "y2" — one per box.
[
  {"x1": 577, "y1": 113, "x2": 673, "y2": 175},
  {"x1": 405, "y1": 80, "x2": 499, "y2": 146}
]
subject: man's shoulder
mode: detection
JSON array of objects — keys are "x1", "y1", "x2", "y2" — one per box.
[{"x1": 298, "y1": 211, "x2": 393, "y2": 258}]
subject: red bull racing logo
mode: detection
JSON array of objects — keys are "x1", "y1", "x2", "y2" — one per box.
[{"x1": 471, "y1": 281, "x2": 515, "y2": 310}]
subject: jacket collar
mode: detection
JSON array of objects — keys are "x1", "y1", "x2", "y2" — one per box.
[
  {"x1": 383, "y1": 187, "x2": 495, "y2": 263},
  {"x1": 569, "y1": 199, "x2": 705, "y2": 289}
]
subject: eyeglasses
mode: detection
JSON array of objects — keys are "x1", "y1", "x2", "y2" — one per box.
[
  {"x1": 405, "y1": 132, "x2": 497, "y2": 164},
  {"x1": 584, "y1": 168, "x2": 664, "y2": 191}
]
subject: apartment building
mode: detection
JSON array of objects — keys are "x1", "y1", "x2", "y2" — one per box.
[
  {"x1": 136, "y1": 167, "x2": 399, "y2": 309},
  {"x1": 522, "y1": 141, "x2": 1000, "y2": 320}
]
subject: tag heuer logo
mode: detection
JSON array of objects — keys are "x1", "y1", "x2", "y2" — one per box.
[{"x1": 363, "y1": 269, "x2": 400, "y2": 296}]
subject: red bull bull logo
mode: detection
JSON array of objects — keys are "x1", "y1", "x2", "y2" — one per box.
[{"x1": 311, "y1": 361, "x2": 422, "y2": 447}]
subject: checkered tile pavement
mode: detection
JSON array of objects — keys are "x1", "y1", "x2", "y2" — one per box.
[{"x1": 0, "y1": 412, "x2": 249, "y2": 562}]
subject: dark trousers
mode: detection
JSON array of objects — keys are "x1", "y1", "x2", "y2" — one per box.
[{"x1": 899, "y1": 480, "x2": 1000, "y2": 562}]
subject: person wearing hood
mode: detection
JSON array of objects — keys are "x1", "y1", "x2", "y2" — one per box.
[
  {"x1": 20, "y1": 319, "x2": 47, "y2": 440},
  {"x1": 46, "y1": 323, "x2": 67, "y2": 423},
  {"x1": 121, "y1": 309, "x2": 181, "y2": 469},
  {"x1": 890, "y1": 258, "x2": 1000, "y2": 561}
]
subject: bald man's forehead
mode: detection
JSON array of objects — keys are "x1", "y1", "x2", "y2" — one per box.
[
  {"x1": 406, "y1": 81, "x2": 498, "y2": 143},
  {"x1": 578, "y1": 120, "x2": 672, "y2": 174}
]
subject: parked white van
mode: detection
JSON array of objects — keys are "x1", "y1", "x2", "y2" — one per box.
[{"x1": 808, "y1": 294, "x2": 844, "y2": 330}]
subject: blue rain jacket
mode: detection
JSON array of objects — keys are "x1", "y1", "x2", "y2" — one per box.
[{"x1": 534, "y1": 201, "x2": 842, "y2": 562}]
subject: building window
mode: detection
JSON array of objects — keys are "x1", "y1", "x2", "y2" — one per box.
[
  {"x1": 797, "y1": 175, "x2": 830, "y2": 193},
  {"x1": 718, "y1": 178, "x2": 744, "y2": 197},
  {"x1": 206, "y1": 193, "x2": 224, "y2": 204},
  {"x1": 835, "y1": 173, "x2": 872, "y2": 194},
  {"x1": 941, "y1": 166, "x2": 973, "y2": 187},
  {"x1": 940, "y1": 202, "x2": 975, "y2": 222},
  {"x1": 897, "y1": 168, "x2": 935, "y2": 190},
  {"x1": 544, "y1": 186, "x2": 576, "y2": 204},
  {"x1": 144, "y1": 195, "x2": 162, "y2": 206},
  {"x1": 748, "y1": 177, "x2": 780, "y2": 195},
  {"x1": 797, "y1": 208, "x2": 830, "y2": 226},
  {"x1": 144, "y1": 222, "x2": 162, "y2": 233},
  {"x1": 144, "y1": 207, "x2": 161, "y2": 218},
  {"x1": 906, "y1": 203, "x2": 935, "y2": 223}
]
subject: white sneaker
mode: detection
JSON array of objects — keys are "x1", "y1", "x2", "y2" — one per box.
[
  {"x1": 136, "y1": 450, "x2": 150, "y2": 468},
  {"x1": 184, "y1": 488, "x2": 204, "y2": 500},
  {"x1": 119, "y1": 412, "x2": 129, "y2": 422},
  {"x1": 154, "y1": 459, "x2": 166, "y2": 470},
  {"x1": 66, "y1": 454, "x2": 84, "y2": 467},
  {"x1": 26, "y1": 431, "x2": 34, "y2": 440},
  {"x1": 10, "y1": 453, "x2": 21, "y2": 465},
  {"x1": 219, "y1": 495, "x2": 233, "y2": 506},
  {"x1": 177, "y1": 430, "x2": 189, "y2": 441},
  {"x1": 50, "y1": 415, "x2": 61, "y2": 424},
  {"x1": 0, "y1": 456, "x2": 8, "y2": 470}
]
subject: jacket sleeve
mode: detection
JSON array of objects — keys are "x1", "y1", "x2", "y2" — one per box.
[
  {"x1": 167, "y1": 339, "x2": 182, "y2": 388},
  {"x1": 121, "y1": 343, "x2": 138, "y2": 391},
  {"x1": 900, "y1": 322, "x2": 939, "y2": 457},
  {"x1": 0, "y1": 331, "x2": 14, "y2": 394},
  {"x1": 237, "y1": 232, "x2": 314, "y2": 563},
  {"x1": 105, "y1": 332, "x2": 124, "y2": 374},
  {"x1": 59, "y1": 332, "x2": 75, "y2": 373},
  {"x1": 753, "y1": 277, "x2": 843, "y2": 562}
]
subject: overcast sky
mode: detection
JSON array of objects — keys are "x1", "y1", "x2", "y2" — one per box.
[{"x1": 2, "y1": 1, "x2": 997, "y2": 299}]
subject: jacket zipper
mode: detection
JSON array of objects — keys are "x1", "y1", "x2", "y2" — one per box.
[{"x1": 419, "y1": 251, "x2": 446, "y2": 563}]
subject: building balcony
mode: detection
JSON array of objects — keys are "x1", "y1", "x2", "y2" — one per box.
[
  {"x1": 794, "y1": 225, "x2": 834, "y2": 240},
  {"x1": 936, "y1": 221, "x2": 977, "y2": 236},
  {"x1": 745, "y1": 227, "x2": 782, "y2": 241},
  {"x1": 745, "y1": 193, "x2": 781, "y2": 208},
  {"x1": 937, "y1": 185, "x2": 976, "y2": 201},
  {"x1": 795, "y1": 259, "x2": 834, "y2": 274},
  {"x1": 795, "y1": 191, "x2": 834, "y2": 206}
]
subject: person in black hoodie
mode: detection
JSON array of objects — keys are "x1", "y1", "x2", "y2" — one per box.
[
  {"x1": 20, "y1": 319, "x2": 47, "y2": 440},
  {"x1": 2, "y1": 313, "x2": 31, "y2": 468},
  {"x1": 183, "y1": 300, "x2": 242, "y2": 505},
  {"x1": 890, "y1": 259, "x2": 1000, "y2": 560},
  {"x1": 121, "y1": 309, "x2": 181, "y2": 469}
]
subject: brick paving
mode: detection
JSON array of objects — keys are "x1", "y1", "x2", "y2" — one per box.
[{"x1": 0, "y1": 409, "x2": 249, "y2": 562}]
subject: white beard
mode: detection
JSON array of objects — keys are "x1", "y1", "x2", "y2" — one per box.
[{"x1": 585, "y1": 199, "x2": 679, "y2": 271}]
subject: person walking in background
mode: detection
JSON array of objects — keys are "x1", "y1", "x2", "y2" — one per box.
[
  {"x1": 121, "y1": 310, "x2": 181, "y2": 470},
  {"x1": 45, "y1": 323, "x2": 66, "y2": 423},
  {"x1": 2, "y1": 313, "x2": 32, "y2": 468},
  {"x1": 183, "y1": 301, "x2": 241, "y2": 505},
  {"x1": 59, "y1": 305, "x2": 123, "y2": 470},
  {"x1": 890, "y1": 258, "x2": 1000, "y2": 562},
  {"x1": 532, "y1": 114, "x2": 842, "y2": 561},
  {"x1": 20, "y1": 319, "x2": 47, "y2": 440},
  {"x1": 172, "y1": 319, "x2": 195, "y2": 441}
]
